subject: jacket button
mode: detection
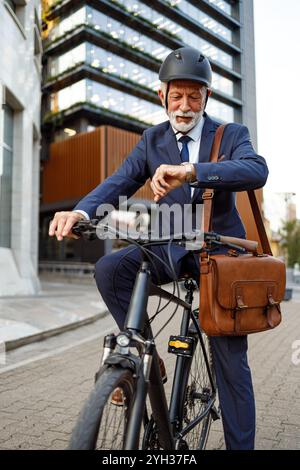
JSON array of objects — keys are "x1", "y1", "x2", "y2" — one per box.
[{"x1": 208, "y1": 175, "x2": 219, "y2": 181}]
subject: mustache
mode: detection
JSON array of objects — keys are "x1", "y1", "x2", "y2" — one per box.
[{"x1": 171, "y1": 111, "x2": 196, "y2": 118}]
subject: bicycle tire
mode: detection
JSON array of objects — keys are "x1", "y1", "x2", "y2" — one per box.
[
  {"x1": 178, "y1": 324, "x2": 216, "y2": 450},
  {"x1": 69, "y1": 366, "x2": 136, "y2": 450}
]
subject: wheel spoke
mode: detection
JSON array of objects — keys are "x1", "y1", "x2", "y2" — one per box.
[{"x1": 180, "y1": 328, "x2": 215, "y2": 450}]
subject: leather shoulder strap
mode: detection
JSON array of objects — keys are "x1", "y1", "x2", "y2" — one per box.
[
  {"x1": 247, "y1": 190, "x2": 272, "y2": 255},
  {"x1": 203, "y1": 125, "x2": 226, "y2": 232},
  {"x1": 203, "y1": 124, "x2": 273, "y2": 255}
]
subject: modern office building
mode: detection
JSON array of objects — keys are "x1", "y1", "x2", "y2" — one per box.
[
  {"x1": 0, "y1": 0, "x2": 42, "y2": 295},
  {"x1": 41, "y1": 0, "x2": 259, "y2": 263}
]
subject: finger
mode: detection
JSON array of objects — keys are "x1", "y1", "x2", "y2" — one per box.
[
  {"x1": 150, "y1": 181, "x2": 158, "y2": 196},
  {"x1": 152, "y1": 180, "x2": 165, "y2": 197},
  {"x1": 56, "y1": 216, "x2": 67, "y2": 241},
  {"x1": 152, "y1": 176, "x2": 165, "y2": 194},
  {"x1": 62, "y1": 215, "x2": 80, "y2": 237},
  {"x1": 157, "y1": 175, "x2": 171, "y2": 190},
  {"x1": 49, "y1": 215, "x2": 59, "y2": 236}
]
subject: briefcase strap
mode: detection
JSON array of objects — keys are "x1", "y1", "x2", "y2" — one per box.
[{"x1": 202, "y1": 125, "x2": 273, "y2": 256}]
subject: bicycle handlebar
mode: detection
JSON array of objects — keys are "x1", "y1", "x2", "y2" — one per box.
[{"x1": 72, "y1": 219, "x2": 259, "y2": 254}]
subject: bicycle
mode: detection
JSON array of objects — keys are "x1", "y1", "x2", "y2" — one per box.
[{"x1": 68, "y1": 219, "x2": 252, "y2": 450}]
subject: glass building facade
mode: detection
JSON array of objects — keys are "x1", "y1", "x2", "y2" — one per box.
[
  {"x1": 41, "y1": 0, "x2": 257, "y2": 264},
  {"x1": 43, "y1": 0, "x2": 251, "y2": 138}
]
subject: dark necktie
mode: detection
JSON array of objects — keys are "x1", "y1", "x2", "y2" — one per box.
[
  {"x1": 179, "y1": 135, "x2": 192, "y2": 198},
  {"x1": 179, "y1": 135, "x2": 192, "y2": 163}
]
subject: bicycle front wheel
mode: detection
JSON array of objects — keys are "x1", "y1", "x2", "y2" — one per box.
[{"x1": 69, "y1": 366, "x2": 136, "y2": 450}]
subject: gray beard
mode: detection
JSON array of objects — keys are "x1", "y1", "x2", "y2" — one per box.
[{"x1": 168, "y1": 110, "x2": 203, "y2": 133}]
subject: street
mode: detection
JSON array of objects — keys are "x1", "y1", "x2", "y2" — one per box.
[{"x1": 0, "y1": 291, "x2": 300, "y2": 450}]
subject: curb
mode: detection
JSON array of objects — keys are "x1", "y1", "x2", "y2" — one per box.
[{"x1": 4, "y1": 308, "x2": 109, "y2": 352}]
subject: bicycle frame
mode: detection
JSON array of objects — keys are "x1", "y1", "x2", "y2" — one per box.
[{"x1": 103, "y1": 252, "x2": 217, "y2": 450}]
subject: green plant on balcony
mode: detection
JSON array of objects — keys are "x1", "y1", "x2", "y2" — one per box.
[
  {"x1": 44, "y1": 61, "x2": 158, "y2": 99},
  {"x1": 44, "y1": 61, "x2": 85, "y2": 84},
  {"x1": 43, "y1": 23, "x2": 87, "y2": 49}
]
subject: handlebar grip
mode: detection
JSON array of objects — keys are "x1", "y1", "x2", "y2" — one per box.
[{"x1": 219, "y1": 235, "x2": 258, "y2": 254}]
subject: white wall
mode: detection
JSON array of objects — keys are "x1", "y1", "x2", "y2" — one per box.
[{"x1": 0, "y1": 0, "x2": 41, "y2": 295}]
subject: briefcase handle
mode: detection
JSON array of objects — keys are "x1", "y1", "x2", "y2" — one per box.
[{"x1": 202, "y1": 124, "x2": 272, "y2": 256}]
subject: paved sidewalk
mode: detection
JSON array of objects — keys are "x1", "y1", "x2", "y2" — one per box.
[
  {"x1": 0, "y1": 276, "x2": 108, "y2": 350},
  {"x1": 0, "y1": 285, "x2": 299, "y2": 450}
]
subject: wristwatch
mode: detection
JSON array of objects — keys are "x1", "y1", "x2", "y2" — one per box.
[{"x1": 180, "y1": 162, "x2": 196, "y2": 183}]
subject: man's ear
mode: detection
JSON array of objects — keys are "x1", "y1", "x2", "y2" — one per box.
[
  {"x1": 158, "y1": 89, "x2": 165, "y2": 107},
  {"x1": 207, "y1": 88, "x2": 212, "y2": 97}
]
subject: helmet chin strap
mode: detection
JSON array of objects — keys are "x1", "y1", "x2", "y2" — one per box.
[
  {"x1": 165, "y1": 82, "x2": 170, "y2": 111},
  {"x1": 204, "y1": 90, "x2": 209, "y2": 109}
]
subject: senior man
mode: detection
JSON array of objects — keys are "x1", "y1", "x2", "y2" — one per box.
[{"x1": 49, "y1": 47, "x2": 268, "y2": 449}]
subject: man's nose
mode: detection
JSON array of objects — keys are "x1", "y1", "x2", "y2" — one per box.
[{"x1": 179, "y1": 96, "x2": 191, "y2": 112}]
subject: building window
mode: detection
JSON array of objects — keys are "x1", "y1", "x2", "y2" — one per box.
[
  {"x1": 115, "y1": 1, "x2": 233, "y2": 63},
  {"x1": 50, "y1": 79, "x2": 166, "y2": 125},
  {"x1": 126, "y1": 0, "x2": 233, "y2": 42},
  {"x1": 206, "y1": 97, "x2": 234, "y2": 122},
  {"x1": 48, "y1": 43, "x2": 160, "y2": 91},
  {"x1": 208, "y1": 0, "x2": 232, "y2": 16},
  {"x1": 4, "y1": 0, "x2": 27, "y2": 30},
  {"x1": 47, "y1": 5, "x2": 233, "y2": 69},
  {"x1": 212, "y1": 72, "x2": 234, "y2": 96},
  {"x1": 0, "y1": 104, "x2": 14, "y2": 248}
]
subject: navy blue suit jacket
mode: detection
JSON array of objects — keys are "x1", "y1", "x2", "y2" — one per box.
[{"x1": 74, "y1": 114, "x2": 268, "y2": 264}]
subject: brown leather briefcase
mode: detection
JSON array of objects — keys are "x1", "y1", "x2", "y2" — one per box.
[{"x1": 199, "y1": 125, "x2": 286, "y2": 336}]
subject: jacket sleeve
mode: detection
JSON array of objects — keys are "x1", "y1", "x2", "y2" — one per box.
[
  {"x1": 191, "y1": 125, "x2": 268, "y2": 191},
  {"x1": 74, "y1": 133, "x2": 149, "y2": 218}
]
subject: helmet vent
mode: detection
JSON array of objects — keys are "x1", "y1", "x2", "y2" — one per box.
[
  {"x1": 174, "y1": 51, "x2": 182, "y2": 60},
  {"x1": 198, "y1": 54, "x2": 205, "y2": 62}
]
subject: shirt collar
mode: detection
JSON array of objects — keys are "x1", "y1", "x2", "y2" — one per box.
[{"x1": 172, "y1": 115, "x2": 205, "y2": 142}]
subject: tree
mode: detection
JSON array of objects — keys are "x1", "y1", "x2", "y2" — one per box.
[{"x1": 280, "y1": 219, "x2": 300, "y2": 267}]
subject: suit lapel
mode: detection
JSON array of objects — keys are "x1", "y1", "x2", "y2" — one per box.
[{"x1": 158, "y1": 123, "x2": 181, "y2": 165}]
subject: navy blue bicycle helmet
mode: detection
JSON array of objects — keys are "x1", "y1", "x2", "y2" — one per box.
[{"x1": 159, "y1": 47, "x2": 212, "y2": 109}]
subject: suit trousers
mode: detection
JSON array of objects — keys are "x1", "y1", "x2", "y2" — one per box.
[{"x1": 94, "y1": 245, "x2": 255, "y2": 450}]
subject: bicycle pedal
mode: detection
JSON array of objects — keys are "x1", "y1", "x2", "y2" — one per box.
[{"x1": 168, "y1": 335, "x2": 195, "y2": 357}]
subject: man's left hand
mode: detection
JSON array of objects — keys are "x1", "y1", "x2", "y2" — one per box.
[{"x1": 151, "y1": 164, "x2": 188, "y2": 202}]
